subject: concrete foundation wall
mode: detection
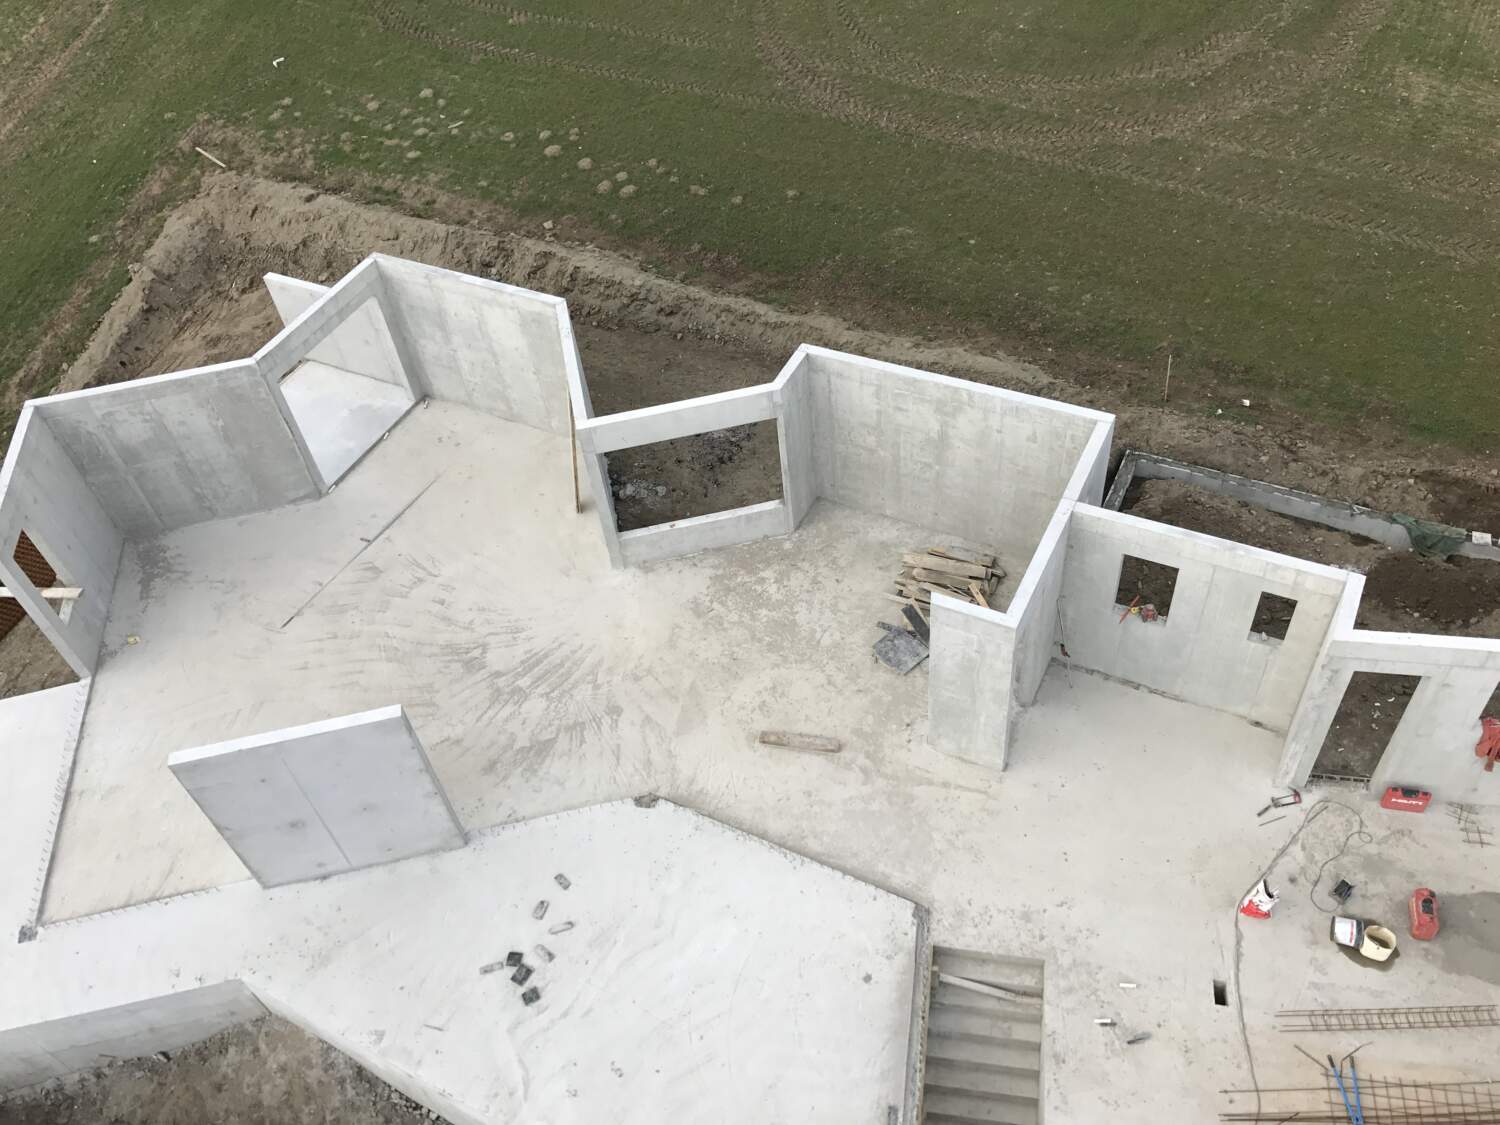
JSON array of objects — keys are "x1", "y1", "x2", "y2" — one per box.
[
  {"x1": 0, "y1": 409, "x2": 123, "y2": 675},
  {"x1": 776, "y1": 354, "x2": 818, "y2": 527},
  {"x1": 32, "y1": 362, "x2": 320, "y2": 539},
  {"x1": 617, "y1": 500, "x2": 790, "y2": 566},
  {"x1": 928, "y1": 595, "x2": 1016, "y2": 769},
  {"x1": 805, "y1": 349, "x2": 1104, "y2": 565},
  {"x1": 264, "y1": 276, "x2": 411, "y2": 395},
  {"x1": 168, "y1": 705, "x2": 464, "y2": 887},
  {"x1": 1011, "y1": 503, "x2": 1073, "y2": 708},
  {"x1": 1278, "y1": 619, "x2": 1500, "y2": 804},
  {"x1": 1059, "y1": 506, "x2": 1352, "y2": 731},
  {"x1": 374, "y1": 256, "x2": 573, "y2": 435},
  {"x1": 0, "y1": 981, "x2": 263, "y2": 1090}
]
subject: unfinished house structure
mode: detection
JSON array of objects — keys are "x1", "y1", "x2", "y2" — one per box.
[{"x1": 2, "y1": 254, "x2": 1498, "y2": 1124}]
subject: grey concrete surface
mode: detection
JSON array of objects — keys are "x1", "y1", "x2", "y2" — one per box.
[
  {"x1": 168, "y1": 705, "x2": 463, "y2": 888},
  {"x1": 0, "y1": 409, "x2": 123, "y2": 674},
  {"x1": 374, "y1": 256, "x2": 575, "y2": 436},
  {"x1": 33, "y1": 364, "x2": 320, "y2": 539},
  {"x1": 807, "y1": 348, "x2": 1108, "y2": 571},
  {"x1": 1279, "y1": 575, "x2": 1500, "y2": 802},
  {"x1": 279, "y1": 361, "x2": 415, "y2": 485},
  {"x1": 1059, "y1": 504, "x2": 1354, "y2": 732},
  {"x1": 265, "y1": 279, "x2": 413, "y2": 397}
]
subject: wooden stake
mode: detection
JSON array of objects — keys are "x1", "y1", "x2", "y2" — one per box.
[
  {"x1": 1163, "y1": 352, "x2": 1173, "y2": 403},
  {"x1": 567, "y1": 397, "x2": 581, "y2": 514}
]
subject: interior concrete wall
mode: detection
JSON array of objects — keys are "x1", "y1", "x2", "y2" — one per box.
[
  {"x1": 776, "y1": 352, "x2": 818, "y2": 528},
  {"x1": 804, "y1": 348, "x2": 1105, "y2": 566},
  {"x1": 1277, "y1": 615, "x2": 1500, "y2": 804},
  {"x1": 576, "y1": 380, "x2": 792, "y2": 565},
  {"x1": 928, "y1": 595, "x2": 1016, "y2": 769},
  {"x1": 0, "y1": 981, "x2": 263, "y2": 1090},
  {"x1": 0, "y1": 408, "x2": 124, "y2": 674},
  {"x1": 1011, "y1": 502, "x2": 1073, "y2": 708},
  {"x1": 32, "y1": 362, "x2": 320, "y2": 539},
  {"x1": 264, "y1": 275, "x2": 412, "y2": 396},
  {"x1": 1059, "y1": 506, "x2": 1353, "y2": 731},
  {"x1": 374, "y1": 256, "x2": 574, "y2": 436},
  {"x1": 167, "y1": 705, "x2": 464, "y2": 887}
]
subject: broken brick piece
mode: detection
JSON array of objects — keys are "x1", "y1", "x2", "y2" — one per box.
[
  {"x1": 511, "y1": 964, "x2": 533, "y2": 986},
  {"x1": 521, "y1": 987, "x2": 541, "y2": 1006},
  {"x1": 506, "y1": 951, "x2": 523, "y2": 967}
]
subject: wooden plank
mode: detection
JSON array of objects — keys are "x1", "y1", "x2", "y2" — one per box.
[
  {"x1": 969, "y1": 581, "x2": 990, "y2": 609},
  {"x1": 902, "y1": 552, "x2": 988, "y2": 580},
  {"x1": 927, "y1": 545, "x2": 997, "y2": 568},
  {"x1": 0, "y1": 586, "x2": 82, "y2": 601},
  {"x1": 758, "y1": 730, "x2": 842, "y2": 754},
  {"x1": 910, "y1": 568, "x2": 972, "y2": 592}
]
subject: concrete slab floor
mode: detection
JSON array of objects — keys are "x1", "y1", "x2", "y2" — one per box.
[
  {"x1": 0, "y1": 682, "x2": 83, "y2": 937},
  {"x1": 9, "y1": 801, "x2": 921, "y2": 1122},
  {"x1": 29, "y1": 400, "x2": 1500, "y2": 1120},
  {"x1": 279, "y1": 361, "x2": 414, "y2": 485}
]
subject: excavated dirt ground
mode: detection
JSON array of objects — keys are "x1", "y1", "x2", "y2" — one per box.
[
  {"x1": 3, "y1": 170, "x2": 1498, "y2": 706},
  {"x1": 0, "y1": 1017, "x2": 446, "y2": 1125}
]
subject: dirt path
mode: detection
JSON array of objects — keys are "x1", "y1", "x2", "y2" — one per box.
[{"x1": 0, "y1": 1017, "x2": 445, "y2": 1125}]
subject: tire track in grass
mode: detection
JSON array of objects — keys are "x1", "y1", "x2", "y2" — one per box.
[
  {"x1": 370, "y1": 2, "x2": 798, "y2": 115},
  {"x1": 750, "y1": 0, "x2": 1486, "y2": 263},
  {"x1": 449, "y1": 0, "x2": 735, "y2": 51},
  {"x1": 0, "y1": 0, "x2": 114, "y2": 147}
]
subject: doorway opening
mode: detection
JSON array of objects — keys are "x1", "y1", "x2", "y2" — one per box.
[{"x1": 1309, "y1": 672, "x2": 1422, "y2": 784}]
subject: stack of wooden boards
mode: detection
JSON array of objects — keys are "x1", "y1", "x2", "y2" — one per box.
[{"x1": 891, "y1": 547, "x2": 1005, "y2": 610}]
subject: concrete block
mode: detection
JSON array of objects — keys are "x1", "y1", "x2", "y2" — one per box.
[{"x1": 168, "y1": 705, "x2": 464, "y2": 887}]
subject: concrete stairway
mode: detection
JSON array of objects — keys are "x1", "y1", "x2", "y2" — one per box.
[{"x1": 922, "y1": 947, "x2": 1044, "y2": 1125}]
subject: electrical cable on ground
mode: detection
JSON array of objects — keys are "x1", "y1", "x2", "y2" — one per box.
[{"x1": 1229, "y1": 798, "x2": 1372, "y2": 1121}]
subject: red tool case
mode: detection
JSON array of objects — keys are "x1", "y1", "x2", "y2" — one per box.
[{"x1": 1380, "y1": 786, "x2": 1432, "y2": 813}]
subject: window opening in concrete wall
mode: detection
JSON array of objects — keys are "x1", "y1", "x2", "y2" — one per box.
[
  {"x1": 1114, "y1": 556, "x2": 1178, "y2": 618},
  {"x1": 0, "y1": 531, "x2": 58, "y2": 643},
  {"x1": 7, "y1": 530, "x2": 74, "y2": 625},
  {"x1": 1213, "y1": 980, "x2": 1228, "y2": 1006},
  {"x1": 1250, "y1": 592, "x2": 1298, "y2": 641},
  {"x1": 606, "y1": 420, "x2": 783, "y2": 532},
  {"x1": 1309, "y1": 671, "x2": 1422, "y2": 784},
  {"x1": 0, "y1": 531, "x2": 80, "y2": 697}
]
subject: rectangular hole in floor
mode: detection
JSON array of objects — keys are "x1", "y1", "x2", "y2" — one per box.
[
  {"x1": 1213, "y1": 980, "x2": 1228, "y2": 1006},
  {"x1": 1250, "y1": 592, "x2": 1298, "y2": 641},
  {"x1": 606, "y1": 420, "x2": 783, "y2": 533},
  {"x1": 1310, "y1": 671, "x2": 1422, "y2": 782},
  {"x1": 1115, "y1": 555, "x2": 1178, "y2": 618}
]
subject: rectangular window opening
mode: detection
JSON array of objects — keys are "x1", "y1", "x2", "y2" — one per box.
[
  {"x1": 1309, "y1": 671, "x2": 1422, "y2": 783},
  {"x1": 0, "y1": 531, "x2": 81, "y2": 693},
  {"x1": 606, "y1": 420, "x2": 783, "y2": 533},
  {"x1": 1212, "y1": 980, "x2": 1228, "y2": 1007},
  {"x1": 1115, "y1": 555, "x2": 1178, "y2": 619},
  {"x1": 8, "y1": 530, "x2": 71, "y2": 624},
  {"x1": 1250, "y1": 592, "x2": 1298, "y2": 642}
]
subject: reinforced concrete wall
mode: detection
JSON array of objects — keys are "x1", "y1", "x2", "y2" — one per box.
[
  {"x1": 1277, "y1": 595, "x2": 1500, "y2": 804},
  {"x1": 1058, "y1": 506, "x2": 1353, "y2": 732},
  {"x1": 32, "y1": 361, "x2": 320, "y2": 540},
  {"x1": 264, "y1": 275, "x2": 413, "y2": 395},
  {"x1": 168, "y1": 705, "x2": 464, "y2": 887},
  {"x1": 0, "y1": 408, "x2": 124, "y2": 674},
  {"x1": 374, "y1": 256, "x2": 577, "y2": 436},
  {"x1": 805, "y1": 349, "x2": 1104, "y2": 565},
  {"x1": 0, "y1": 981, "x2": 263, "y2": 1090}
]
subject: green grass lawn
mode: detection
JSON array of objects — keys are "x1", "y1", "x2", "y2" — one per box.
[{"x1": 1, "y1": 0, "x2": 1498, "y2": 447}]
